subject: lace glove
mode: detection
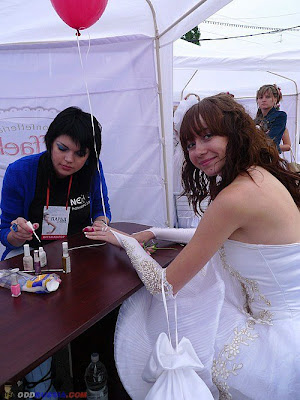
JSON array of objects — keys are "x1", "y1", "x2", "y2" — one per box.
[
  {"x1": 147, "y1": 227, "x2": 195, "y2": 244},
  {"x1": 111, "y1": 230, "x2": 174, "y2": 298}
]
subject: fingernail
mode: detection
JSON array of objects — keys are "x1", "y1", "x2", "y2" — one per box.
[{"x1": 83, "y1": 227, "x2": 94, "y2": 232}]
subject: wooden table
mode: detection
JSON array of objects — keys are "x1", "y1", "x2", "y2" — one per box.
[{"x1": 0, "y1": 223, "x2": 182, "y2": 387}]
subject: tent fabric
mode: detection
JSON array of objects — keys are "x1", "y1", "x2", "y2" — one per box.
[
  {"x1": 173, "y1": 38, "x2": 300, "y2": 161},
  {"x1": 0, "y1": 0, "x2": 230, "y2": 46},
  {"x1": 0, "y1": 35, "x2": 168, "y2": 227},
  {"x1": 0, "y1": 0, "x2": 232, "y2": 244},
  {"x1": 173, "y1": 0, "x2": 300, "y2": 160},
  {"x1": 174, "y1": 40, "x2": 300, "y2": 72}
]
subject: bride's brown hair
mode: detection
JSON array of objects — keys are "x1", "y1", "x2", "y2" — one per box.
[{"x1": 180, "y1": 94, "x2": 300, "y2": 215}]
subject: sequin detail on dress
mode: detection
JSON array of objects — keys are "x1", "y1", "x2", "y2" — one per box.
[
  {"x1": 219, "y1": 246, "x2": 272, "y2": 317},
  {"x1": 122, "y1": 238, "x2": 174, "y2": 297},
  {"x1": 212, "y1": 246, "x2": 273, "y2": 399},
  {"x1": 212, "y1": 319, "x2": 258, "y2": 400}
]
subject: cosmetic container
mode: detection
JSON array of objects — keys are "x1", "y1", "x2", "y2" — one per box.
[
  {"x1": 39, "y1": 246, "x2": 47, "y2": 268},
  {"x1": 23, "y1": 244, "x2": 33, "y2": 271},
  {"x1": 11, "y1": 274, "x2": 21, "y2": 297},
  {"x1": 62, "y1": 242, "x2": 71, "y2": 274},
  {"x1": 33, "y1": 250, "x2": 41, "y2": 275}
]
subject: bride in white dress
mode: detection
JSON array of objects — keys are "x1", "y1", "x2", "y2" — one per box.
[{"x1": 85, "y1": 94, "x2": 300, "y2": 399}]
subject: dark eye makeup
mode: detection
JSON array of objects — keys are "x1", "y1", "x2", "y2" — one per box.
[{"x1": 56, "y1": 142, "x2": 87, "y2": 157}]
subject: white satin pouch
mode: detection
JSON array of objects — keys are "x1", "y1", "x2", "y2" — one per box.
[
  {"x1": 142, "y1": 332, "x2": 214, "y2": 399},
  {"x1": 142, "y1": 271, "x2": 214, "y2": 400}
]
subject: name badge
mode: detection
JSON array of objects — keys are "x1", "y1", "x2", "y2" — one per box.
[{"x1": 41, "y1": 206, "x2": 70, "y2": 240}]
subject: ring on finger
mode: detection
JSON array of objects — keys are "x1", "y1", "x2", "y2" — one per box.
[{"x1": 12, "y1": 223, "x2": 19, "y2": 232}]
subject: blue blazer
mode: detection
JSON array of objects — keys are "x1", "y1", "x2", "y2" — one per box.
[
  {"x1": 264, "y1": 107, "x2": 287, "y2": 151},
  {"x1": 0, "y1": 152, "x2": 111, "y2": 260}
]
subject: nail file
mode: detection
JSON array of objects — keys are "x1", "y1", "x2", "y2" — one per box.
[{"x1": 26, "y1": 221, "x2": 41, "y2": 243}]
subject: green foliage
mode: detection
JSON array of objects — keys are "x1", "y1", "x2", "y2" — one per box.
[{"x1": 181, "y1": 26, "x2": 201, "y2": 45}]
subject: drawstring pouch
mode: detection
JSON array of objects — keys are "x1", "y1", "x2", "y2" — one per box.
[{"x1": 142, "y1": 271, "x2": 214, "y2": 399}]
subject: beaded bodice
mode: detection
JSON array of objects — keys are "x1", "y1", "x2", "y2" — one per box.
[{"x1": 221, "y1": 240, "x2": 300, "y2": 320}]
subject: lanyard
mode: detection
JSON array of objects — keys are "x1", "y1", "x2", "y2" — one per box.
[{"x1": 46, "y1": 175, "x2": 73, "y2": 210}]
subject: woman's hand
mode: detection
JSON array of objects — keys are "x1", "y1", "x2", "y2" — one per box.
[
  {"x1": 83, "y1": 226, "x2": 155, "y2": 248},
  {"x1": 280, "y1": 144, "x2": 291, "y2": 152},
  {"x1": 93, "y1": 216, "x2": 110, "y2": 226},
  {"x1": 7, "y1": 217, "x2": 39, "y2": 247},
  {"x1": 132, "y1": 230, "x2": 155, "y2": 244},
  {"x1": 83, "y1": 225, "x2": 130, "y2": 248},
  {"x1": 82, "y1": 218, "x2": 110, "y2": 233}
]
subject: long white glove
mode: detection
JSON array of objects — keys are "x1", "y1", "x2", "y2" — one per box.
[
  {"x1": 147, "y1": 227, "x2": 196, "y2": 244},
  {"x1": 111, "y1": 230, "x2": 174, "y2": 298}
]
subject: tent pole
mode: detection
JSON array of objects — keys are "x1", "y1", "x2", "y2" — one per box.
[
  {"x1": 158, "y1": 0, "x2": 208, "y2": 39},
  {"x1": 145, "y1": 0, "x2": 172, "y2": 227},
  {"x1": 267, "y1": 71, "x2": 299, "y2": 160},
  {"x1": 180, "y1": 70, "x2": 199, "y2": 100}
]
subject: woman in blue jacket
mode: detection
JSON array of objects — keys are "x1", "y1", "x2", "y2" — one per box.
[
  {"x1": 0, "y1": 106, "x2": 111, "y2": 395},
  {"x1": 0, "y1": 106, "x2": 111, "y2": 260},
  {"x1": 254, "y1": 84, "x2": 290, "y2": 153}
]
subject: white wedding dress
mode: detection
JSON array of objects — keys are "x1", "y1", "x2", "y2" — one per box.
[{"x1": 114, "y1": 239, "x2": 300, "y2": 399}]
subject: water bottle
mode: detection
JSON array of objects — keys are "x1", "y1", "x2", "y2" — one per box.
[{"x1": 84, "y1": 353, "x2": 108, "y2": 400}]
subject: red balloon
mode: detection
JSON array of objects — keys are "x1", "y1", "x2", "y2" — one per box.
[{"x1": 50, "y1": 0, "x2": 108, "y2": 31}]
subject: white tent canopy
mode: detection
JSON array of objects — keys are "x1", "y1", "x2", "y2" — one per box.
[
  {"x1": 0, "y1": 0, "x2": 231, "y2": 239},
  {"x1": 173, "y1": 0, "x2": 300, "y2": 161},
  {"x1": 174, "y1": 41, "x2": 300, "y2": 72},
  {"x1": 0, "y1": 0, "x2": 228, "y2": 47}
]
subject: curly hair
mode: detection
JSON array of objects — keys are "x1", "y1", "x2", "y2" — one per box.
[{"x1": 180, "y1": 94, "x2": 300, "y2": 215}]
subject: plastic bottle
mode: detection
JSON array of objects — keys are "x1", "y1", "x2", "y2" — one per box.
[
  {"x1": 84, "y1": 353, "x2": 108, "y2": 400},
  {"x1": 62, "y1": 242, "x2": 71, "y2": 274},
  {"x1": 33, "y1": 249, "x2": 41, "y2": 275},
  {"x1": 39, "y1": 246, "x2": 47, "y2": 268},
  {"x1": 23, "y1": 244, "x2": 33, "y2": 271}
]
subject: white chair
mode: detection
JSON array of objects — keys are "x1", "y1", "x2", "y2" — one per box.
[
  {"x1": 173, "y1": 193, "x2": 198, "y2": 228},
  {"x1": 173, "y1": 193, "x2": 210, "y2": 228}
]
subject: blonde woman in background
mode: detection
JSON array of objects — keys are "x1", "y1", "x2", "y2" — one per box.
[{"x1": 254, "y1": 84, "x2": 291, "y2": 153}]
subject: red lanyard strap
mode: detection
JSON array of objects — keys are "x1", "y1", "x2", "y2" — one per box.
[{"x1": 46, "y1": 175, "x2": 73, "y2": 210}]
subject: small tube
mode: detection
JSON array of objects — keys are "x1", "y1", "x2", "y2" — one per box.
[{"x1": 62, "y1": 242, "x2": 71, "y2": 274}]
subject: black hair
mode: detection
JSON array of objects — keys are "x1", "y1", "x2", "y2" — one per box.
[{"x1": 44, "y1": 106, "x2": 102, "y2": 188}]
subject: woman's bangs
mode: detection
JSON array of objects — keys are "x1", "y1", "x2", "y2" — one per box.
[
  {"x1": 257, "y1": 86, "x2": 273, "y2": 99},
  {"x1": 180, "y1": 106, "x2": 206, "y2": 148},
  {"x1": 67, "y1": 123, "x2": 94, "y2": 153}
]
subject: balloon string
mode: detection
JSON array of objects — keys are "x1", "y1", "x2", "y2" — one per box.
[{"x1": 76, "y1": 33, "x2": 108, "y2": 224}]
